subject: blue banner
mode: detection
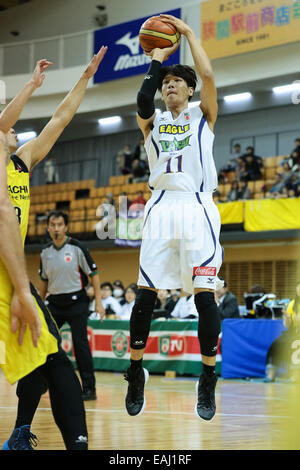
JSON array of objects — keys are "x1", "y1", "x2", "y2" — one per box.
[{"x1": 93, "y1": 8, "x2": 181, "y2": 84}]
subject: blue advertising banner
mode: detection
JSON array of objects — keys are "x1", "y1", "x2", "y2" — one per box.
[{"x1": 93, "y1": 8, "x2": 181, "y2": 84}]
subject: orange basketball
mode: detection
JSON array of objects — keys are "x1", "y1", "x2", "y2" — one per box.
[{"x1": 139, "y1": 16, "x2": 181, "y2": 53}]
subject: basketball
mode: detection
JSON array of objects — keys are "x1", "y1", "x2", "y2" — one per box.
[{"x1": 139, "y1": 16, "x2": 181, "y2": 53}]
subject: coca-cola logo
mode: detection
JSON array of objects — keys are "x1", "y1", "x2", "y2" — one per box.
[{"x1": 193, "y1": 266, "x2": 216, "y2": 277}]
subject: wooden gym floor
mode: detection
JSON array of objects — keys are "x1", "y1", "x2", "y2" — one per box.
[{"x1": 0, "y1": 370, "x2": 297, "y2": 451}]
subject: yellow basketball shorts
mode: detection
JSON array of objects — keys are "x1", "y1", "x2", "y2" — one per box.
[{"x1": 0, "y1": 283, "x2": 59, "y2": 384}]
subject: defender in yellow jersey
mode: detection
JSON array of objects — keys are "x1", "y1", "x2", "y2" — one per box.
[
  {"x1": 1, "y1": 46, "x2": 107, "y2": 451},
  {"x1": 0, "y1": 154, "x2": 58, "y2": 385}
]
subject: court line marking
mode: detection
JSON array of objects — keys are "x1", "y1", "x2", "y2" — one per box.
[{"x1": 0, "y1": 406, "x2": 290, "y2": 420}]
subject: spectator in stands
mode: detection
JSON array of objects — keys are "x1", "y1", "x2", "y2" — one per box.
[
  {"x1": 44, "y1": 155, "x2": 59, "y2": 184},
  {"x1": 170, "y1": 289, "x2": 181, "y2": 307},
  {"x1": 218, "y1": 143, "x2": 243, "y2": 183},
  {"x1": 134, "y1": 138, "x2": 149, "y2": 170},
  {"x1": 100, "y1": 282, "x2": 122, "y2": 317},
  {"x1": 243, "y1": 149, "x2": 263, "y2": 181},
  {"x1": 242, "y1": 146, "x2": 263, "y2": 166},
  {"x1": 226, "y1": 180, "x2": 240, "y2": 202},
  {"x1": 294, "y1": 183, "x2": 300, "y2": 197},
  {"x1": 215, "y1": 279, "x2": 240, "y2": 321},
  {"x1": 269, "y1": 173, "x2": 287, "y2": 198},
  {"x1": 128, "y1": 159, "x2": 149, "y2": 184},
  {"x1": 171, "y1": 293, "x2": 198, "y2": 320},
  {"x1": 234, "y1": 156, "x2": 247, "y2": 182},
  {"x1": 119, "y1": 284, "x2": 138, "y2": 320},
  {"x1": 116, "y1": 144, "x2": 133, "y2": 175},
  {"x1": 152, "y1": 289, "x2": 178, "y2": 319},
  {"x1": 290, "y1": 138, "x2": 300, "y2": 162},
  {"x1": 130, "y1": 191, "x2": 147, "y2": 210},
  {"x1": 289, "y1": 149, "x2": 300, "y2": 170},
  {"x1": 112, "y1": 280, "x2": 125, "y2": 304},
  {"x1": 239, "y1": 179, "x2": 252, "y2": 200}
]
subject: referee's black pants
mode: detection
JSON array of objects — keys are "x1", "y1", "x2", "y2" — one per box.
[{"x1": 47, "y1": 292, "x2": 96, "y2": 392}]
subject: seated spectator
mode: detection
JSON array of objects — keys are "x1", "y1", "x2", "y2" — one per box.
[
  {"x1": 218, "y1": 143, "x2": 243, "y2": 183},
  {"x1": 243, "y1": 152, "x2": 263, "y2": 181},
  {"x1": 112, "y1": 280, "x2": 125, "y2": 304},
  {"x1": 289, "y1": 138, "x2": 300, "y2": 163},
  {"x1": 227, "y1": 180, "x2": 240, "y2": 202},
  {"x1": 239, "y1": 179, "x2": 252, "y2": 200},
  {"x1": 129, "y1": 191, "x2": 147, "y2": 218},
  {"x1": 242, "y1": 146, "x2": 263, "y2": 167},
  {"x1": 119, "y1": 284, "x2": 138, "y2": 320},
  {"x1": 294, "y1": 183, "x2": 300, "y2": 197},
  {"x1": 116, "y1": 144, "x2": 132, "y2": 175},
  {"x1": 100, "y1": 282, "x2": 122, "y2": 317},
  {"x1": 171, "y1": 293, "x2": 198, "y2": 320},
  {"x1": 131, "y1": 191, "x2": 146, "y2": 207},
  {"x1": 153, "y1": 289, "x2": 178, "y2": 319},
  {"x1": 215, "y1": 279, "x2": 240, "y2": 321},
  {"x1": 234, "y1": 157, "x2": 247, "y2": 182},
  {"x1": 213, "y1": 189, "x2": 224, "y2": 204},
  {"x1": 134, "y1": 138, "x2": 149, "y2": 170},
  {"x1": 269, "y1": 173, "x2": 286, "y2": 197}
]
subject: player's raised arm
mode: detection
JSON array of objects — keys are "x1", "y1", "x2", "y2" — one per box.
[
  {"x1": 0, "y1": 59, "x2": 52, "y2": 133},
  {"x1": 137, "y1": 42, "x2": 179, "y2": 140},
  {"x1": 160, "y1": 14, "x2": 218, "y2": 131},
  {"x1": 0, "y1": 132, "x2": 41, "y2": 346},
  {"x1": 17, "y1": 46, "x2": 108, "y2": 171}
]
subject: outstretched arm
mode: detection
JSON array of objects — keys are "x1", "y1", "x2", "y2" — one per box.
[
  {"x1": 17, "y1": 46, "x2": 108, "y2": 171},
  {"x1": 0, "y1": 59, "x2": 52, "y2": 132},
  {"x1": 0, "y1": 132, "x2": 41, "y2": 346},
  {"x1": 160, "y1": 15, "x2": 218, "y2": 130}
]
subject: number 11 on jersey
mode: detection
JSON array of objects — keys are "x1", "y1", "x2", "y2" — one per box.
[{"x1": 164, "y1": 155, "x2": 184, "y2": 174}]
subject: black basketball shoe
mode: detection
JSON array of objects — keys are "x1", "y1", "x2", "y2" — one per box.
[
  {"x1": 124, "y1": 367, "x2": 149, "y2": 416},
  {"x1": 194, "y1": 372, "x2": 218, "y2": 421}
]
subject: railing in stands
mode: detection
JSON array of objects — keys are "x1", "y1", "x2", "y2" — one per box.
[{"x1": 0, "y1": 30, "x2": 94, "y2": 76}]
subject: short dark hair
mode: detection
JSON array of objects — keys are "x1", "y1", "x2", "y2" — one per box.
[
  {"x1": 158, "y1": 64, "x2": 197, "y2": 101},
  {"x1": 47, "y1": 211, "x2": 68, "y2": 226},
  {"x1": 101, "y1": 282, "x2": 113, "y2": 291}
]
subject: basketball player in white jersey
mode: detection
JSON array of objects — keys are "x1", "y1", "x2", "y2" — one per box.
[{"x1": 124, "y1": 14, "x2": 223, "y2": 421}]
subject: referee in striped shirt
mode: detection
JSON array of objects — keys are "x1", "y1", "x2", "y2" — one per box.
[{"x1": 39, "y1": 211, "x2": 105, "y2": 401}]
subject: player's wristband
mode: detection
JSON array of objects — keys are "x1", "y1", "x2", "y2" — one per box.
[{"x1": 137, "y1": 60, "x2": 162, "y2": 119}]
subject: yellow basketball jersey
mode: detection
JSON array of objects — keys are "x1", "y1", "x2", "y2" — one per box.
[
  {"x1": 0, "y1": 155, "x2": 58, "y2": 384},
  {"x1": 0, "y1": 155, "x2": 30, "y2": 303}
]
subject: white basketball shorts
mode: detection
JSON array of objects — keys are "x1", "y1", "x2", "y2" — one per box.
[{"x1": 137, "y1": 190, "x2": 223, "y2": 294}]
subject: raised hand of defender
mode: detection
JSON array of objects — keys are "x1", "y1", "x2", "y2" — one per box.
[
  {"x1": 10, "y1": 289, "x2": 41, "y2": 347},
  {"x1": 159, "y1": 14, "x2": 193, "y2": 36},
  {"x1": 30, "y1": 59, "x2": 53, "y2": 88},
  {"x1": 83, "y1": 46, "x2": 108, "y2": 79}
]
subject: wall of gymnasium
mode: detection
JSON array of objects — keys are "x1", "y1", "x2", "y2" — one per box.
[
  {"x1": 0, "y1": 0, "x2": 199, "y2": 43},
  {"x1": 26, "y1": 239, "x2": 300, "y2": 304}
]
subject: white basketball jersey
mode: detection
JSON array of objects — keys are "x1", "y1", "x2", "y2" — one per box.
[{"x1": 144, "y1": 106, "x2": 218, "y2": 192}]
